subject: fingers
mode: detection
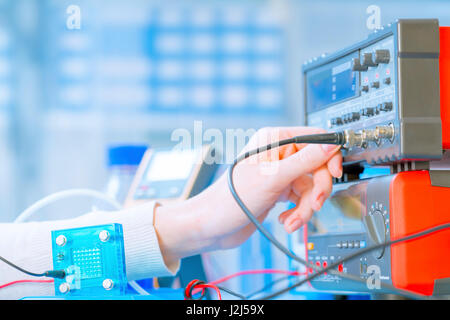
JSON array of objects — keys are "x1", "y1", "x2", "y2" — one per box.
[
  {"x1": 278, "y1": 165, "x2": 333, "y2": 233},
  {"x1": 311, "y1": 165, "x2": 333, "y2": 212},
  {"x1": 327, "y1": 151, "x2": 343, "y2": 178},
  {"x1": 278, "y1": 143, "x2": 341, "y2": 184},
  {"x1": 283, "y1": 187, "x2": 313, "y2": 233}
]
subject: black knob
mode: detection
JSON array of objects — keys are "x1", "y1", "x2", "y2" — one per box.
[
  {"x1": 383, "y1": 77, "x2": 391, "y2": 85},
  {"x1": 352, "y1": 57, "x2": 368, "y2": 71},
  {"x1": 380, "y1": 102, "x2": 393, "y2": 112},
  {"x1": 361, "y1": 107, "x2": 374, "y2": 117},
  {"x1": 371, "y1": 81, "x2": 380, "y2": 89},
  {"x1": 361, "y1": 85, "x2": 369, "y2": 93},
  {"x1": 374, "y1": 49, "x2": 390, "y2": 64},
  {"x1": 351, "y1": 112, "x2": 360, "y2": 121},
  {"x1": 362, "y1": 53, "x2": 377, "y2": 67}
]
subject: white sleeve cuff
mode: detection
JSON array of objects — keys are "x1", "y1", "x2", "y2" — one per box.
[{"x1": 75, "y1": 201, "x2": 181, "y2": 279}]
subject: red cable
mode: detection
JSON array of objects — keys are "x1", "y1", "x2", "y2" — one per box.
[
  {"x1": 185, "y1": 279, "x2": 222, "y2": 300},
  {"x1": 190, "y1": 268, "x2": 307, "y2": 298},
  {"x1": 196, "y1": 284, "x2": 222, "y2": 300},
  {"x1": 0, "y1": 279, "x2": 54, "y2": 289}
]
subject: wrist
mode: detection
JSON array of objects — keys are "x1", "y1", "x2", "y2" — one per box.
[{"x1": 153, "y1": 195, "x2": 217, "y2": 266}]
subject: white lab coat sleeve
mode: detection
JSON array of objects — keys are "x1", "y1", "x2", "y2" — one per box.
[{"x1": 0, "y1": 201, "x2": 180, "y2": 300}]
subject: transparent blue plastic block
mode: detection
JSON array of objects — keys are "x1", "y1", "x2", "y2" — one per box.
[{"x1": 51, "y1": 223, "x2": 127, "y2": 297}]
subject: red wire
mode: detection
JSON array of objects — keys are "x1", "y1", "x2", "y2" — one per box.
[
  {"x1": 0, "y1": 279, "x2": 54, "y2": 289},
  {"x1": 185, "y1": 279, "x2": 222, "y2": 300},
  {"x1": 190, "y1": 268, "x2": 307, "y2": 298},
  {"x1": 196, "y1": 284, "x2": 222, "y2": 300}
]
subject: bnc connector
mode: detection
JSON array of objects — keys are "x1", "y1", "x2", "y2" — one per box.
[
  {"x1": 374, "y1": 123, "x2": 395, "y2": 143},
  {"x1": 361, "y1": 129, "x2": 380, "y2": 146},
  {"x1": 343, "y1": 129, "x2": 365, "y2": 148}
]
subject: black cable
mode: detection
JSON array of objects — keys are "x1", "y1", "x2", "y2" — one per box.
[
  {"x1": 245, "y1": 275, "x2": 293, "y2": 299},
  {"x1": 227, "y1": 132, "x2": 436, "y2": 300},
  {"x1": 216, "y1": 285, "x2": 248, "y2": 300},
  {"x1": 0, "y1": 255, "x2": 65, "y2": 279},
  {"x1": 260, "y1": 223, "x2": 450, "y2": 300}
]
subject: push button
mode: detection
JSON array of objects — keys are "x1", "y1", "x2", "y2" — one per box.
[
  {"x1": 371, "y1": 81, "x2": 380, "y2": 89},
  {"x1": 380, "y1": 102, "x2": 393, "y2": 112},
  {"x1": 361, "y1": 107, "x2": 374, "y2": 117}
]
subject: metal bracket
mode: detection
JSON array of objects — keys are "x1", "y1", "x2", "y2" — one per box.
[
  {"x1": 429, "y1": 170, "x2": 450, "y2": 188},
  {"x1": 433, "y1": 277, "x2": 450, "y2": 296},
  {"x1": 390, "y1": 161, "x2": 430, "y2": 174}
]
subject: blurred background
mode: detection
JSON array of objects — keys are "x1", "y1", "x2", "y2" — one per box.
[{"x1": 1, "y1": 0, "x2": 450, "y2": 298}]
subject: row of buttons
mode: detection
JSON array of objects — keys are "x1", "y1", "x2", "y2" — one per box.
[
  {"x1": 336, "y1": 240, "x2": 366, "y2": 249},
  {"x1": 329, "y1": 102, "x2": 393, "y2": 128},
  {"x1": 361, "y1": 77, "x2": 391, "y2": 93},
  {"x1": 308, "y1": 260, "x2": 344, "y2": 274}
]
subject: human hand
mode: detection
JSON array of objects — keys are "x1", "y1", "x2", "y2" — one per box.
[{"x1": 154, "y1": 127, "x2": 342, "y2": 264}]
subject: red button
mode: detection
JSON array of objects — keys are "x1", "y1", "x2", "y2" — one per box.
[
  {"x1": 338, "y1": 264, "x2": 344, "y2": 272},
  {"x1": 322, "y1": 261, "x2": 328, "y2": 275}
]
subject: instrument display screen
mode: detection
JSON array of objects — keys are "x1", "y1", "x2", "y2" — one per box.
[
  {"x1": 306, "y1": 51, "x2": 359, "y2": 114},
  {"x1": 309, "y1": 181, "x2": 367, "y2": 235}
]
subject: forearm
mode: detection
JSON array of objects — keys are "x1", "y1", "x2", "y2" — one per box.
[
  {"x1": 153, "y1": 173, "x2": 258, "y2": 266},
  {"x1": 0, "y1": 201, "x2": 178, "y2": 299}
]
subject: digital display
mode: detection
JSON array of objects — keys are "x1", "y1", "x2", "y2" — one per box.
[
  {"x1": 309, "y1": 181, "x2": 366, "y2": 235},
  {"x1": 145, "y1": 149, "x2": 198, "y2": 182},
  {"x1": 306, "y1": 52, "x2": 359, "y2": 113}
]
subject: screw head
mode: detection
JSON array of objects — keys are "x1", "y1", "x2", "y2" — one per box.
[
  {"x1": 102, "y1": 279, "x2": 114, "y2": 290},
  {"x1": 59, "y1": 282, "x2": 70, "y2": 294},
  {"x1": 56, "y1": 235, "x2": 67, "y2": 247},
  {"x1": 99, "y1": 230, "x2": 110, "y2": 242}
]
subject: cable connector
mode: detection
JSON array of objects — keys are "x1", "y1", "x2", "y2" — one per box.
[
  {"x1": 343, "y1": 129, "x2": 365, "y2": 148},
  {"x1": 44, "y1": 270, "x2": 66, "y2": 279}
]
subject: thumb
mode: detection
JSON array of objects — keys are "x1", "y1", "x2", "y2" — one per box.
[{"x1": 278, "y1": 144, "x2": 341, "y2": 184}]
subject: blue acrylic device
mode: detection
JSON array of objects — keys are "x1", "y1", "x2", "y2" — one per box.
[{"x1": 51, "y1": 223, "x2": 127, "y2": 297}]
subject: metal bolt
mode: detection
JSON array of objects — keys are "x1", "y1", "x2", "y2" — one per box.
[
  {"x1": 59, "y1": 282, "x2": 70, "y2": 294},
  {"x1": 56, "y1": 235, "x2": 67, "y2": 247},
  {"x1": 102, "y1": 279, "x2": 114, "y2": 290},
  {"x1": 99, "y1": 230, "x2": 110, "y2": 242}
]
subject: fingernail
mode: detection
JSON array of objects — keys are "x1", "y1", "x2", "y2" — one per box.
[
  {"x1": 321, "y1": 144, "x2": 339, "y2": 154},
  {"x1": 287, "y1": 218, "x2": 303, "y2": 233},
  {"x1": 335, "y1": 167, "x2": 343, "y2": 178}
]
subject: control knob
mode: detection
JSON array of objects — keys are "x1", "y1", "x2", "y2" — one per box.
[
  {"x1": 362, "y1": 53, "x2": 377, "y2": 67},
  {"x1": 374, "y1": 49, "x2": 390, "y2": 64},
  {"x1": 351, "y1": 58, "x2": 368, "y2": 71},
  {"x1": 363, "y1": 205, "x2": 387, "y2": 259}
]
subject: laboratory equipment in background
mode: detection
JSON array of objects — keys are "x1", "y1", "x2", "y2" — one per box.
[
  {"x1": 105, "y1": 145, "x2": 148, "y2": 204},
  {"x1": 125, "y1": 145, "x2": 218, "y2": 292},
  {"x1": 125, "y1": 145, "x2": 217, "y2": 207},
  {"x1": 289, "y1": 19, "x2": 450, "y2": 296}
]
